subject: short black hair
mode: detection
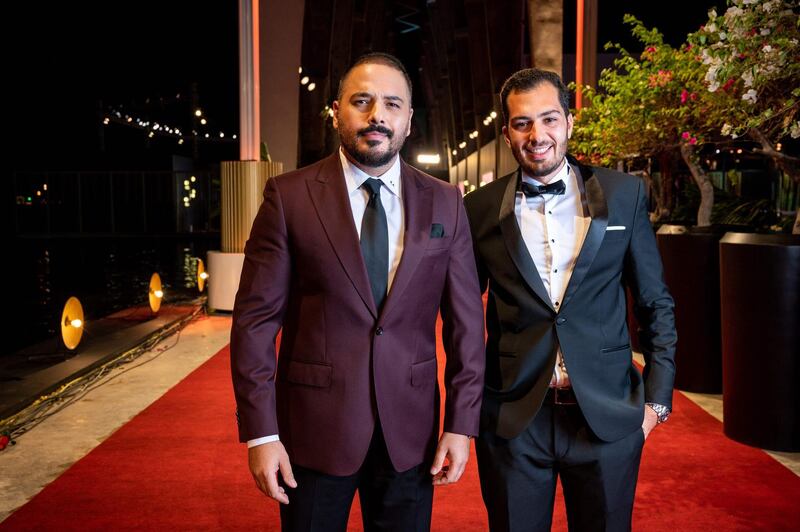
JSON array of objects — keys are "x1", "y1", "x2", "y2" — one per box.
[
  {"x1": 337, "y1": 52, "x2": 413, "y2": 104},
  {"x1": 500, "y1": 69, "x2": 571, "y2": 123}
]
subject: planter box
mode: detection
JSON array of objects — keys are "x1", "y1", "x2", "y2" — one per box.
[
  {"x1": 720, "y1": 232, "x2": 800, "y2": 451},
  {"x1": 656, "y1": 225, "x2": 730, "y2": 393}
]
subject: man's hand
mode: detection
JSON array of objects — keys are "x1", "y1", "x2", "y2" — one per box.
[
  {"x1": 430, "y1": 432, "x2": 471, "y2": 486},
  {"x1": 642, "y1": 405, "x2": 659, "y2": 440},
  {"x1": 248, "y1": 440, "x2": 297, "y2": 504}
]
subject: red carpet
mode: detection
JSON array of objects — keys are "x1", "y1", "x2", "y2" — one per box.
[{"x1": 3, "y1": 329, "x2": 799, "y2": 530}]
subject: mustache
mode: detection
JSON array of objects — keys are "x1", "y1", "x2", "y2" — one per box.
[{"x1": 358, "y1": 125, "x2": 393, "y2": 138}]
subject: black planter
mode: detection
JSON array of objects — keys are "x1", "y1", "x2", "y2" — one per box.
[
  {"x1": 720, "y1": 232, "x2": 800, "y2": 452},
  {"x1": 656, "y1": 225, "x2": 731, "y2": 393}
]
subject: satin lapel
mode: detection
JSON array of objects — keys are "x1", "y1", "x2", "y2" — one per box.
[
  {"x1": 306, "y1": 154, "x2": 377, "y2": 318},
  {"x1": 380, "y1": 162, "x2": 432, "y2": 320},
  {"x1": 499, "y1": 169, "x2": 554, "y2": 311},
  {"x1": 559, "y1": 163, "x2": 609, "y2": 311}
]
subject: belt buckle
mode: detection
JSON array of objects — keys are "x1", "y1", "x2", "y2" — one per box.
[{"x1": 553, "y1": 387, "x2": 574, "y2": 405}]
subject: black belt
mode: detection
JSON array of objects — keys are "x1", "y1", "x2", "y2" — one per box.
[{"x1": 544, "y1": 387, "x2": 578, "y2": 405}]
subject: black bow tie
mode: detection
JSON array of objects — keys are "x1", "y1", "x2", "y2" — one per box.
[{"x1": 520, "y1": 179, "x2": 566, "y2": 197}]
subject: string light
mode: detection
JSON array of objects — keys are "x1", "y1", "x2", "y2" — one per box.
[{"x1": 103, "y1": 104, "x2": 235, "y2": 144}]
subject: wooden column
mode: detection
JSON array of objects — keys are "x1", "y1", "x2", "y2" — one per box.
[{"x1": 575, "y1": 0, "x2": 597, "y2": 109}]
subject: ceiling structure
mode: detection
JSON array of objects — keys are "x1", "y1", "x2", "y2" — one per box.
[{"x1": 296, "y1": 0, "x2": 529, "y2": 176}]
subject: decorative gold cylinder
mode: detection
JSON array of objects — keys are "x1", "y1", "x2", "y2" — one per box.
[{"x1": 220, "y1": 160, "x2": 283, "y2": 253}]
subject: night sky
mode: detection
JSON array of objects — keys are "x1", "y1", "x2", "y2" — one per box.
[
  {"x1": 10, "y1": 1, "x2": 238, "y2": 172},
  {"x1": 9, "y1": 1, "x2": 723, "y2": 173}
]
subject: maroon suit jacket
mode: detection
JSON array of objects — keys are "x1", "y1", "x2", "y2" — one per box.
[{"x1": 230, "y1": 153, "x2": 485, "y2": 476}]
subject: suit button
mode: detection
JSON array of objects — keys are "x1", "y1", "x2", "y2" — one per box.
[
  {"x1": 556, "y1": 317, "x2": 566, "y2": 325},
  {"x1": 375, "y1": 327, "x2": 384, "y2": 336}
]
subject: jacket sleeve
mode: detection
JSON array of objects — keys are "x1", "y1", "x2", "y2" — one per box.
[
  {"x1": 624, "y1": 180, "x2": 677, "y2": 408},
  {"x1": 439, "y1": 188, "x2": 486, "y2": 436},
  {"x1": 230, "y1": 176, "x2": 291, "y2": 442}
]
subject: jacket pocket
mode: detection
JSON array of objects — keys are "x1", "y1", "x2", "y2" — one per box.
[
  {"x1": 601, "y1": 343, "x2": 631, "y2": 353},
  {"x1": 285, "y1": 359, "x2": 332, "y2": 388},
  {"x1": 411, "y1": 358, "x2": 437, "y2": 387}
]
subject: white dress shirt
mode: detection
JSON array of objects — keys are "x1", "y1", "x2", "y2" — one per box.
[
  {"x1": 515, "y1": 160, "x2": 591, "y2": 388},
  {"x1": 247, "y1": 149, "x2": 406, "y2": 448}
]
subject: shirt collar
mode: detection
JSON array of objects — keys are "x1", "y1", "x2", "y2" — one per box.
[{"x1": 339, "y1": 148, "x2": 402, "y2": 198}]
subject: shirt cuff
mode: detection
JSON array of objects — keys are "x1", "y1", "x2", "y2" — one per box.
[{"x1": 247, "y1": 435, "x2": 280, "y2": 448}]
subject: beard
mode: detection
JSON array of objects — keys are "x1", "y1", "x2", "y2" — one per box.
[
  {"x1": 339, "y1": 124, "x2": 405, "y2": 169},
  {"x1": 513, "y1": 137, "x2": 569, "y2": 180}
]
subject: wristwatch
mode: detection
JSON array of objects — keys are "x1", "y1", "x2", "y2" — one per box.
[{"x1": 646, "y1": 402, "x2": 671, "y2": 424}]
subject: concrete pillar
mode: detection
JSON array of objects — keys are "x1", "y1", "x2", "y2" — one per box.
[
  {"x1": 260, "y1": 0, "x2": 305, "y2": 171},
  {"x1": 528, "y1": 0, "x2": 563, "y2": 75}
]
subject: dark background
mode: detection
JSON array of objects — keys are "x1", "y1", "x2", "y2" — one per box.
[{"x1": 8, "y1": 1, "x2": 723, "y2": 173}]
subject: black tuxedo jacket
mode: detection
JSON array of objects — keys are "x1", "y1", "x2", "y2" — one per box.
[{"x1": 464, "y1": 158, "x2": 676, "y2": 442}]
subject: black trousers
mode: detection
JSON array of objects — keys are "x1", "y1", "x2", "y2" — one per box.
[
  {"x1": 279, "y1": 424, "x2": 434, "y2": 532},
  {"x1": 476, "y1": 402, "x2": 644, "y2": 532}
]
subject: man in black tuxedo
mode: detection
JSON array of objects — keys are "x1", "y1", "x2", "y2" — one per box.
[{"x1": 464, "y1": 69, "x2": 676, "y2": 532}]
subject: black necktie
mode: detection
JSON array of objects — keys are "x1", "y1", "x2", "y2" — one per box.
[
  {"x1": 360, "y1": 178, "x2": 389, "y2": 311},
  {"x1": 520, "y1": 179, "x2": 566, "y2": 197}
]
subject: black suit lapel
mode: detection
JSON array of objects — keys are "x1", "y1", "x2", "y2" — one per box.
[
  {"x1": 499, "y1": 169, "x2": 555, "y2": 311},
  {"x1": 559, "y1": 162, "x2": 609, "y2": 311}
]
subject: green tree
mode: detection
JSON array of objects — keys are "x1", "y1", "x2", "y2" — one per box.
[
  {"x1": 690, "y1": 0, "x2": 800, "y2": 229},
  {"x1": 571, "y1": 0, "x2": 800, "y2": 227}
]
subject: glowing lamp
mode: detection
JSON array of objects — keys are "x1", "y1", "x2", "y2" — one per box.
[
  {"x1": 197, "y1": 258, "x2": 208, "y2": 292},
  {"x1": 61, "y1": 297, "x2": 85, "y2": 350},
  {"x1": 149, "y1": 273, "x2": 164, "y2": 313}
]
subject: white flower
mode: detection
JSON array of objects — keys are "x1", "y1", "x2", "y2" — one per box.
[
  {"x1": 742, "y1": 0, "x2": 758, "y2": 4},
  {"x1": 742, "y1": 89, "x2": 758, "y2": 103},
  {"x1": 719, "y1": 32, "x2": 727, "y2": 41},
  {"x1": 741, "y1": 70, "x2": 754, "y2": 87},
  {"x1": 709, "y1": 80, "x2": 720, "y2": 92},
  {"x1": 721, "y1": 123, "x2": 733, "y2": 136},
  {"x1": 705, "y1": 64, "x2": 720, "y2": 84},
  {"x1": 791, "y1": 121, "x2": 800, "y2": 139},
  {"x1": 760, "y1": 28, "x2": 771, "y2": 35},
  {"x1": 705, "y1": 22, "x2": 717, "y2": 33},
  {"x1": 724, "y1": 6, "x2": 744, "y2": 21},
  {"x1": 762, "y1": 0, "x2": 777, "y2": 12},
  {"x1": 708, "y1": 8, "x2": 717, "y2": 19},
  {"x1": 762, "y1": 45, "x2": 773, "y2": 53}
]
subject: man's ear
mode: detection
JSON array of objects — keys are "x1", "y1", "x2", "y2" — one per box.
[
  {"x1": 406, "y1": 107, "x2": 414, "y2": 137},
  {"x1": 567, "y1": 113, "x2": 574, "y2": 139},
  {"x1": 502, "y1": 125, "x2": 511, "y2": 148},
  {"x1": 332, "y1": 101, "x2": 340, "y2": 130}
]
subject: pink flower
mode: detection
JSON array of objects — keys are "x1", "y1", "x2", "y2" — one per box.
[
  {"x1": 722, "y1": 78, "x2": 736, "y2": 92},
  {"x1": 689, "y1": 137, "x2": 698, "y2": 145},
  {"x1": 690, "y1": 92, "x2": 698, "y2": 101},
  {"x1": 681, "y1": 90, "x2": 689, "y2": 104},
  {"x1": 682, "y1": 131, "x2": 691, "y2": 140}
]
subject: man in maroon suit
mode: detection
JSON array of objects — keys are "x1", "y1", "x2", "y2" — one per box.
[{"x1": 230, "y1": 53, "x2": 485, "y2": 531}]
